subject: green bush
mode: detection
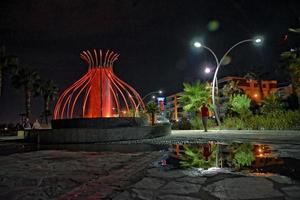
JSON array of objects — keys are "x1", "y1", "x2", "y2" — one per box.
[
  {"x1": 190, "y1": 117, "x2": 202, "y2": 130},
  {"x1": 222, "y1": 117, "x2": 246, "y2": 130},
  {"x1": 260, "y1": 93, "x2": 284, "y2": 114},
  {"x1": 229, "y1": 94, "x2": 252, "y2": 119},
  {"x1": 223, "y1": 110, "x2": 300, "y2": 130}
]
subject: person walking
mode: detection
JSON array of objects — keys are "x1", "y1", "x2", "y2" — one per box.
[{"x1": 200, "y1": 103, "x2": 209, "y2": 132}]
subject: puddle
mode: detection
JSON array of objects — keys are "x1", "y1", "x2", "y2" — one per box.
[
  {"x1": 1, "y1": 141, "x2": 299, "y2": 181},
  {"x1": 156, "y1": 142, "x2": 300, "y2": 181}
]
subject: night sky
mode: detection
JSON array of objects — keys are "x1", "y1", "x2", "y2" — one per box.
[{"x1": 0, "y1": 0, "x2": 299, "y2": 122}]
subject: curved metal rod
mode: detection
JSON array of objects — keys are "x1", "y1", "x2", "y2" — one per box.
[
  {"x1": 109, "y1": 71, "x2": 137, "y2": 109},
  {"x1": 99, "y1": 49, "x2": 103, "y2": 67},
  {"x1": 103, "y1": 69, "x2": 121, "y2": 115},
  {"x1": 94, "y1": 49, "x2": 98, "y2": 67},
  {"x1": 82, "y1": 70, "x2": 98, "y2": 116},
  {"x1": 87, "y1": 50, "x2": 95, "y2": 68},
  {"x1": 64, "y1": 73, "x2": 91, "y2": 118},
  {"x1": 110, "y1": 71, "x2": 145, "y2": 110},
  {"x1": 211, "y1": 39, "x2": 253, "y2": 125},
  {"x1": 70, "y1": 72, "x2": 94, "y2": 118},
  {"x1": 104, "y1": 50, "x2": 109, "y2": 67},
  {"x1": 105, "y1": 69, "x2": 130, "y2": 112},
  {"x1": 54, "y1": 72, "x2": 91, "y2": 119}
]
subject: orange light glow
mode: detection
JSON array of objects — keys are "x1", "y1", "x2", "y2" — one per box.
[{"x1": 54, "y1": 49, "x2": 144, "y2": 119}]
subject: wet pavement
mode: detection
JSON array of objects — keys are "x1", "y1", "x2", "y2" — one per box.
[
  {"x1": 0, "y1": 150, "x2": 299, "y2": 200},
  {"x1": 0, "y1": 130, "x2": 299, "y2": 199}
]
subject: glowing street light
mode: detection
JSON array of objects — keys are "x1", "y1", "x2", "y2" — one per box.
[
  {"x1": 193, "y1": 36, "x2": 263, "y2": 126},
  {"x1": 204, "y1": 67, "x2": 211, "y2": 74},
  {"x1": 194, "y1": 41, "x2": 202, "y2": 48},
  {"x1": 254, "y1": 37, "x2": 263, "y2": 44}
]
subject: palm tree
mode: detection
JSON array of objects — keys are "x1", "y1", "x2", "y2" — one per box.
[
  {"x1": 244, "y1": 68, "x2": 268, "y2": 101},
  {"x1": 281, "y1": 50, "x2": 300, "y2": 108},
  {"x1": 145, "y1": 101, "x2": 159, "y2": 126},
  {"x1": 0, "y1": 46, "x2": 18, "y2": 96},
  {"x1": 11, "y1": 66, "x2": 40, "y2": 118},
  {"x1": 36, "y1": 80, "x2": 59, "y2": 124},
  {"x1": 179, "y1": 81, "x2": 211, "y2": 113}
]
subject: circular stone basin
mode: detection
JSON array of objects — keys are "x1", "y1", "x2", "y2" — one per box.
[
  {"x1": 24, "y1": 117, "x2": 171, "y2": 144},
  {"x1": 51, "y1": 117, "x2": 147, "y2": 129}
]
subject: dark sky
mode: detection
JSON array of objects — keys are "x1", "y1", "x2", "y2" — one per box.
[{"x1": 0, "y1": 0, "x2": 299, "y2": 122}]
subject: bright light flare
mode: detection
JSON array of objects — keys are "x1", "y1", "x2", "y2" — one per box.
[
  {"x1": 194, "y1": 41, "x2": 202, "y2": 48},
  {"x1": 204, "y1": 67, "x2": 211, "y2": 74},
  {"x1": 254, "y1": 36, "x2": 263, "y2": 44}
]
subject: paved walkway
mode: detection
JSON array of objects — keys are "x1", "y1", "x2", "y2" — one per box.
[
  {"x1": 0, "y1": 150, "x2": 299, "y2": 200},
  {"x1": 144, "y1": 130, "x2": 300, "y2": 144},
  {"x1": 0, "y1": 130, "x2": 300, "y2": 199}
]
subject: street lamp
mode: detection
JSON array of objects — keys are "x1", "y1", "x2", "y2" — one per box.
[
  {"x1": 204, "y1": 67, "x2": 211, "y2": 74},
  {"x1": 194, "y1": 37, "x2": 263, "y2": 126},
  {"x1": 135, "y1": 90, "x2": 163, "y2": 116}
]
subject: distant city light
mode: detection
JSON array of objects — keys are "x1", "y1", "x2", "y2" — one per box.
[
  {"x1": 152, "y1": 95, "x2": 156, "y2": 99},
  {"x1": 158, "y1": 90, "x2": 163, "y2": 94},
  {"x1": 194, "y1": 41, "x2": 202, "y2": 48}
]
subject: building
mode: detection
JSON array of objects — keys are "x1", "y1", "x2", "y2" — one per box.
[
  {"x1": 218, "y1": 76, "x2": 277, "y2": 104},
  {"x1": 166, "y1": 93, "x2": 182, "y2": 121}
]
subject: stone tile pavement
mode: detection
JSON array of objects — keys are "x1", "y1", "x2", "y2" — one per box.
[{"x1": 0, "y1": 150, "x2": 299, "y2": 200}]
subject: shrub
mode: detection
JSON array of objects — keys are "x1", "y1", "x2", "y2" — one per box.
[
  {"x1": 260, "y1": 93, "x2": 284, "y2": 114},
  {"x1": 223, "y1": 110, "x2": 300, "y2": 130},
  {"x1": 222, "y1": 117, "x2": 246, "y2": 130},
  {"x1": 229, "y1": 94, "x2": 252, "y2": 119},
  {"x1": 190, "y1": 117, "x2": 202, "y2": 130}
]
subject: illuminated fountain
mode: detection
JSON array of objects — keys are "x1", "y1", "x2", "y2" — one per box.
[
  {"x1": 54, "y1": 49, "x2": 144, "y2": 119},
  {"x1": 33, "y1": 49, "x2": 171, "y2": 144}
]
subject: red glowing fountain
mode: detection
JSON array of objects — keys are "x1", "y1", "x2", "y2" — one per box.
[{"x1": 54, "y1": 49, "x2": 144, "y2": 119}]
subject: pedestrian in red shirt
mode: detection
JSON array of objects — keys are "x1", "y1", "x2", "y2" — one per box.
[{"x1": 200, "y1": 103, "x2": 209, "y2": 132}]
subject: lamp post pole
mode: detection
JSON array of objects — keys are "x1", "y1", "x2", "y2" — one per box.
[
  {"x1": 194, "y1": 37, "x2": 262, "y2": 126},
  {"x1": 135, "y1": 90, "x2": 162, "y2": 117}
]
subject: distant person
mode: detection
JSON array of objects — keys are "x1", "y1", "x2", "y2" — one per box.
[
  {"x1": 32, "y1": 119, "x2": 41, "y2": 129},
  {"x1": 200, "y1": 103, "x2": 209, "y2": 132},
  {"x1": 23, "y1": 118, "x2": 31, "y2": 130}
]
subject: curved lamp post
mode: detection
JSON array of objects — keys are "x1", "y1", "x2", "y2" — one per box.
[
  {"x1": 194, "y1": 37, "x2": 263, "y2": 126},
  {"x1": 135, "y1": 90, "x2": 163, "y2": 116}
]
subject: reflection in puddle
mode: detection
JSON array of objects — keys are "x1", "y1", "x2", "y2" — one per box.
[{"x1": 161, "y1": 142, "x2": 299, "y2": 181}]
